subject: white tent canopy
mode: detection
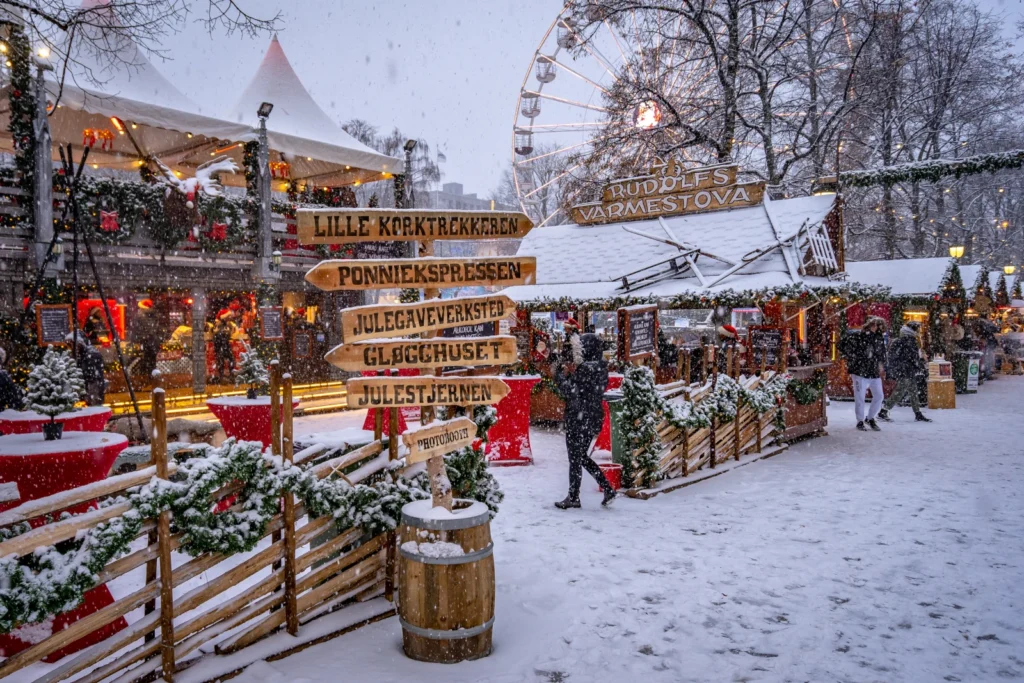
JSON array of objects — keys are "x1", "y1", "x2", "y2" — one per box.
[
  {"x1": 1, "y1": 4, "x2": 401, "y2": 187},
  {"x1": 227, "y1": 36, "x2": 402, "y2": 185}
]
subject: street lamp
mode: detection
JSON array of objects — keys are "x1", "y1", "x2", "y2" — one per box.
[
  {"x1": 271, "y1": 250, "x2": 282, "y2": 271},
  {"x1": 257, "y1": 102, "x2": 274, "y2": 119},
  {"x1": 1005, "y1": 265, "x2": 1017, "y2": 275},
  {"x1": 254, "y1": 102, "x2": 276, "y2": 280},
  {"x1": 949, "y1": 245, "x2": 965, "y2": 259},
  {"x1": 52, "y1": 236, "x2": 63, "y2": 257},
  {"x1": 403, "y1": 139, "x2": 417, "y2": 208}
]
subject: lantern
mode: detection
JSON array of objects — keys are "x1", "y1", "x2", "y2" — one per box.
[
  {"x1": 1004, "y1": 265, "x2": 1016, "y2": 275},
  {"x1": 948, "y1": 245, "x2": 964, "y2": 259}
]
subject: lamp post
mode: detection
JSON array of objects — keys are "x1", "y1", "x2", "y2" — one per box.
[
  {"x1": 253, "y1": 101, "x2": 278, "y2": 281},
  {"x1": 949, "y1": 245, "x2": 964, "y2": 259},
  {"x1": 403, "y1": 139, "x2": 417, "y2": 208},
  {"x1": 33, "y1": 57, "x2": 57, "y2": 273}
]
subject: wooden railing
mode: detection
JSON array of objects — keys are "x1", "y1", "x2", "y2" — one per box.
[{"x1": 0, "y1": 369, "x2": 395, "y2": 682}]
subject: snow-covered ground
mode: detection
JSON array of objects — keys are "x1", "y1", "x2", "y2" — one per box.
[{"x1": 242, "y1": 376, "x2": 1024, "y2": 683}]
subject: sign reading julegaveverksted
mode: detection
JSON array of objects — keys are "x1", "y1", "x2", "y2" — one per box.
[
  {"x1": 339, "y1": 294, "x2": 515, "y2": 343},
  {"x1": 346, "y1": 376, "x2": 510, "y2": 408},
  {"x1": 571, "y1": 159, "x2": 765, "y2": 225},
  {"x1": 326, "y1": 335, "x2": 517, "y2": 371},
  {"x1": 296, "y1": 208, "x2": 534, "y2": 244},
  {"x1": 305, "y1": 257, "x2": 536, "y2": 291}
]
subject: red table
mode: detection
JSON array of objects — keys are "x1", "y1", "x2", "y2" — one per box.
[
  {"x1": 595, "y1": 373, "x2": 624, "y2": 452},
  {"x1": 361, "y1": 407, "x2": 409, "y2": 435},
  {"x1": 207, "y1": 397, "x2": 301, "y2": 448},
  {"x1": 0, "y1": 431, "x2": 129, "y2": 660},
  {"x1": 0, "y1": 406, "x2": 112, "y2": 436},
  {"x1": 487, "y1": 376, "x2": 538, "y2": 466}
]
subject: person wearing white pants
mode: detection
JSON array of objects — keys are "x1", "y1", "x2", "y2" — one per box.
[
  {"x1": 840, "y1": 316, "x2": 888, "y2": 431},
  {"x1": 851, "y1": 374, "x2": 884, "y2": 424}
]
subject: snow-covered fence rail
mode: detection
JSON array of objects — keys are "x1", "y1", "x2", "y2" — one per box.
[
  {"x1": 620, "y1": 368, "x2": 787, "y2": 499},
  {"x1": 0, "y1": 376, "x2": 401, "y2": 682}
]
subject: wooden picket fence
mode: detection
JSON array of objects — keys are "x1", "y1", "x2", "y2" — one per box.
[
  {"x1": 0, "y1": 369, "x2": 397, "y2": 682},
  {"x1": 626, "y1": 347, "x2": 785, "y2": 498}
]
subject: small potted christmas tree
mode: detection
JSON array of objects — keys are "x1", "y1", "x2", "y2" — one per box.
[
  {"x1": 235, "y1": 344, "x2": 270, "y2": 399},
  {"x1": 26, "y1": 346, "x2": 85, "y2": 440}
]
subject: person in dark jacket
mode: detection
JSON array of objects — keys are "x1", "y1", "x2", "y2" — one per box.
[
  {"x1": 878, "y1": 322, "x2": 931, "y2": 423},
  {"x1": 553, "y1": 333, "x2": 616, "y2": 508},
  {"x1": 0, "y1": 347, "x2": 24, "y2": 414},
  {"x1": 72, "y1": 336, "x2": 107, "y2": 406},
  {"x1": 840, "y1": 316, "x2": 887, "y2": 431}
]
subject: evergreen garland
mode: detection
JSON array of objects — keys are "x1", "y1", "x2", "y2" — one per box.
[
  {"x1": 6, "y1": 25, "x2": 35, "y2": 229},
  {"x1": 787, "y1": 369, "x2": 827, "y2": 405},
  {"x1": 77, "y1": 178, "x2": 164, "y2": 245},
  {"x1": 839, "y1": 150, "x2": 1024, "y2": 189},
  {"x1": 191, "y1": 195, "x2": 248, "y2": 253},
  {"x1": 0, "y1": 405, "x2": 506, "y2": 633}
]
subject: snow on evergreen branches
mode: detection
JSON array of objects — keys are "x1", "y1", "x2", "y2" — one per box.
[
  {"x1": 25, "y1": 347, "x2": 85, "y2": 418},
  {"x1": 235, "y1": 344, "x2": 270, "y2": 395},
  {"x1": 840, "y1": 150, "x2": 1024, "y2": 189}
]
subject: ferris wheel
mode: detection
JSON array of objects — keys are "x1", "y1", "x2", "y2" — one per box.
[{"x1": 512, "y1": 5, "x2": 717, "y2": 228}]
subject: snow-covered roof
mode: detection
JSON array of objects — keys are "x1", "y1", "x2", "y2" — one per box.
[
  {"x1": 227, "y1": 36, "x2": 403, "y2": 180},
  {"x1": 505, "y1": 193, "x2": 837, "y2": 303},
  {"x1": 844, "y1": 257, "x2": 953, "y2": 297}
]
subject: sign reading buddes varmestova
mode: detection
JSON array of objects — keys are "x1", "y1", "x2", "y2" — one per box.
[
  {"x1": 346, "y1": 376, "x2": 511, "y2": 409},
  {"x1": 327, "y1": 336, "x2": 517, "y2": 372},
  {"x1": 571, "y1": 159, "x2": 766, "y2": 225},
  {"x1": 296, "y1": 208, "x2": 534, "y2": 244},
  {"x1": 338, "y1": 294, "x2": 515, "y2": 343},
  {"x1": 304, "y1": 257, "x2": 537, "y2": 291}
]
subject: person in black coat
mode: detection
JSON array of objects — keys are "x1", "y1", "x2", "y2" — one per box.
[
  {"x1": 0, "y1": 347, "x2": 24, "y2": 415},
  {"x1": 878, "y1": 322, "x2": 931, "y2": 423},
  {"x1": 840, "y1": 316, "x2": 887, "y2": 431},
  {"x1": 553, "y1": 333, "x2": 616, "y2": 508}
]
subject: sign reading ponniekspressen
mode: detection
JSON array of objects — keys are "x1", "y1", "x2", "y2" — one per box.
[{"x1": 305, "y1": 257, "x2": 536, "y2": 292}]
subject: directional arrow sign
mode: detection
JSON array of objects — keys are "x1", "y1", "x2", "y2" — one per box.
[
  {"x1": 340, "y1": 294, "x2": 515, "y2": 343},
  {"x1": 305, "y1": 257, "x2": 537, "y2": 291},
  {"x1": 327, "y1": 335, "x2": 518, "y2": 372},
  {"x1": 297, "y1": 208, "x2": 534, "y2": 244},
  {"x1": 346, "y1": 376, "x2": 510, "y2": 409},
  {"x1": 402, "y1": 417, "x2": 477, "y2": 465}
]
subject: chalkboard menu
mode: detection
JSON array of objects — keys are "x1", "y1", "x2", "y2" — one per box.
[
  {"x1": 36, "y1": 305, "x2": 72, "y2": 346},
  {"x1": 260, "y1": 306, "x2": 284, "y2": 340},
  {"x1": 440, "y1": 321, "x2": 498, "y2": 338},
  {"x1": 293, "y1": 331, "x2": 312, "y2": 359},
  {"x1": 617, "y1": 305, "x2": 658, "y2": 361},
  {"x1": 748, "y1": 326, "x2": 784, "y2": 368}
]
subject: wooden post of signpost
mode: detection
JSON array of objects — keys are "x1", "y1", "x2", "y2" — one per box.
[
  {"x1": 270, "y1": 363, "x2": 282, "y2": 577},
  {"x1": 152, "y1": 377, "x2": 175, "y2": 680},
  {"x1": 281, "y1": 373, "x2": 299, "y2": 636}
]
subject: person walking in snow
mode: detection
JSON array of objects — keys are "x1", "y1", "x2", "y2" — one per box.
[
  {"x1": 841, "y1": 316, "x2": 887, "y2": 431},
  {"x1": 560, "y1": 318, "x2": 584, "y2": 368},
  {"x1": 0, "y1": 347, "x2": 23, "y2": 413},
  {"x1": 553, "y1": 333, "x2": 616, "y2": 509},
  {"x1": 878, "y1": 322, "x2": 932, "y2": 423}
]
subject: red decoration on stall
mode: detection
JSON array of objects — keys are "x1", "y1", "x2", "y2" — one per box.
[
  {"x1": 208, "y1": 222, "x2": 228, "y2": 241},
  {"x1": 98, "y1": 210, "x2": 119, "y2": 232},
  {"x1": 82, "y1": 128, "x2": 114, "y2": 150}
]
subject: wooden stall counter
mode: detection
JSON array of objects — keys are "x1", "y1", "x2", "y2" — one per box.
[{"x1": 782, "y1": 362, "x2": 831, "y2": 442}]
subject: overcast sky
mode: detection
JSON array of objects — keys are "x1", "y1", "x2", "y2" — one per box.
[{"x1": 157, "y1": 0, "x2": 1023, "y2": 200}]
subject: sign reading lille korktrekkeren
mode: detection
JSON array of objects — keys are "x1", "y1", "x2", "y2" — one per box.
[
  {"x1": 297, "y1": 208, "x2": 534, "y2": 244},
  {"x1": 305, "y1": 257, "x2": 536, "y2": 291}
]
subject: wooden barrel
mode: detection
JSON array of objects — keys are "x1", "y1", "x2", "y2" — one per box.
[{"x1": 398, "y1": 499, "x2": 494, "y2": 663}]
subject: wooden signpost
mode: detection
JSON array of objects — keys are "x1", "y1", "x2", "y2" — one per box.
[
  {"x1": 326, "y1": 336, "x2": 517, "y2": 372},
  {"x1": 297, "y1": 208, "x2": 534, "y2": 244},
  {"x1": 299, "y1": 205, "x2": 525, "y2": 513},
  {"x1": 402, "y1": 417, "x2": 477, "y2": 465},
  {"x1": 617, "y1": 304, "x2": 659, "y2": 362},
  {"x1": 304, "y1": 256, "x2": 537, "y2": 291},
  {"x1": 36, "y1": 304, "x2": 72, "y2": 346},
  {"x1": 339, "y1": 294, "x2": 515, "y2": 343},
  {"x1": 346, "y1": 376, "x2": 510, "y2": 409}
]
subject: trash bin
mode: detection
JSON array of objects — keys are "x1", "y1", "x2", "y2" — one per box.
[{"x1": 605, "y1": 392, "x2": 626, "y2": 466}]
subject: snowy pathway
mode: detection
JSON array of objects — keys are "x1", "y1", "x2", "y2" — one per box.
[{"x1": 251, "y1": 379, "x2": 1023, "y2": 682}]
